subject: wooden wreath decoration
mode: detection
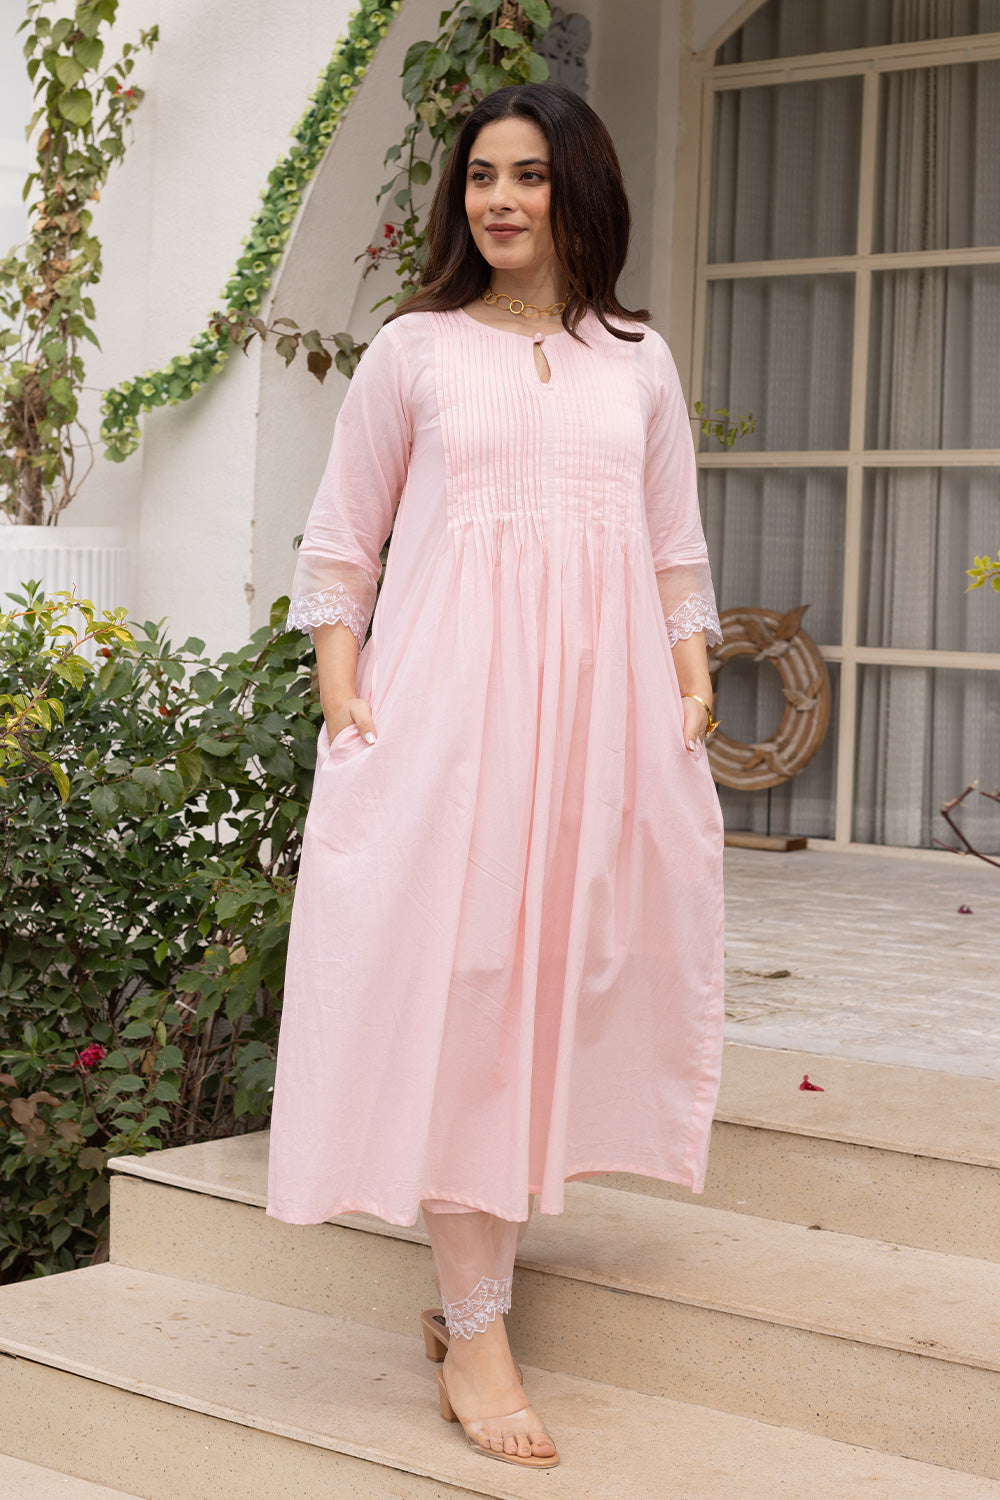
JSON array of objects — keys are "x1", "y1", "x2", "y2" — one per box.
[{"x1": 706, "y1": 605, "x2": 831, "y2": 791}]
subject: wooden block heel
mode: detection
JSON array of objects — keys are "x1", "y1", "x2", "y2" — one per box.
[
  {"x1": 436, "y1": 1368, "x2": 459, "y2": 1422},
  {"x1": 420, "y1": 1308, "x2": 449, "y2": 1363}
]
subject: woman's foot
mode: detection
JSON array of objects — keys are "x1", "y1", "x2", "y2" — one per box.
[{"x1": 438, "y1": 1316, "x2": 557, "y2": 1464}]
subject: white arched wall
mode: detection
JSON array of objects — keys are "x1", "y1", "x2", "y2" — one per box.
[{"x1": 74, "y1": 0, "x2": 382, "y2": 651}]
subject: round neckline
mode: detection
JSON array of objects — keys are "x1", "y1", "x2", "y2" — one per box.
[{"x1": 456, "y1": 306, "x2": 576, "y2": 341}]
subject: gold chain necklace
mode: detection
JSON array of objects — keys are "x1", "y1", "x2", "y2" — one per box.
[{"x1": 482, "y1": 287, "x2": 567, "y2": 319}]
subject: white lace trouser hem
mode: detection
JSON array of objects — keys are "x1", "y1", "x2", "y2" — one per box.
[
  {"x1": 422, "y1": 1201, "x2": 532, "y2": 1341},
  {"x1": 441, "y1": 1274, "x2": 514, "y2": 1340}
]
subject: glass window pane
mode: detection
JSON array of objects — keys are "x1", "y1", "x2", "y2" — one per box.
[
  {"x1": 702, "y1": 468, "x2": 845, "y2": 643},
  {"x1": 860, "y1": 469, "x2": 1000, "y2": 652},
  {"x1": 854, "y1": 665, "x2": 1000, "y2": 849},
  {"x1": 867, "y1": 266, "x2": 1000, "y2": 450},
  {"x1": 875, "y1": 62, "x2": 1000, "y2": 253},
  {"x1": 715, "y1": 663, "x2": 840, "y2": 841},
  {"x1": 704, "y1": 276, "x2": 854, "y2": 451},
  {"x1": 717, "y1": 0, "x2": 1000, "y2": 64},
  {"x1": 710, "y1": 79, "x2": 862, "y2": 262}
]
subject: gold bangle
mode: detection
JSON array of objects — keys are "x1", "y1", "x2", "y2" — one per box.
[{"x1": 682, "y1": 693, "x2": 719, "y2": 737}]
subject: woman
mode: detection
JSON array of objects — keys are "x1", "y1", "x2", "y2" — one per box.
[{"x1": 266, "y1": 81, "x2": 724, "y2": 1470}]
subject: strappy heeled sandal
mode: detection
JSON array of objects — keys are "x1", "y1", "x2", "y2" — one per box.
[
  {"x1": 420, "y1": 1309, "x2": 523, "y2": 1384},
  {"x1": 435, "y1": 1366, "x2": 560, "y2": 1469}
]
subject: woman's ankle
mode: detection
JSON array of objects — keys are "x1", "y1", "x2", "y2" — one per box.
[{"x1": 444, "y1": 1317, "x2": 514, "y2": 1370}]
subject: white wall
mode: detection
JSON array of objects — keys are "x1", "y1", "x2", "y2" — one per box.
[
  {"x1": 74, "y1": 0, "x2": 363, "y2": 648},
  {"x1": 0, "y1": 0, "x2": 33, "y2": 267}
]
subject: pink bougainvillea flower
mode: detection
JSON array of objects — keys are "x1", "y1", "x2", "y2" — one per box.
[
  {"x1": 800, "y1": 1074, "x2": 824, "y2": 1091},
  {"x1": 74, "y1": 1043, "x2": 107, "y2": 1072},
  {"x1": 958, "y1": 905, "x2": 973, "y2": 915}
]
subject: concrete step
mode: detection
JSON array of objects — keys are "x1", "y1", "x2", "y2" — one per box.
[
  {"x1": 0, "y1": 1453, "x2": 146, "y2": 1499},
  {"x1": 601, "y1": 1043, "x2": 1000, "y2": 1259},
  {"x1": 108, "y1": 1139, "x2": 1000, "y2": 1478},
  {"x1": 1, "y1": 1263, "x2": 998, "y2": 1500}
]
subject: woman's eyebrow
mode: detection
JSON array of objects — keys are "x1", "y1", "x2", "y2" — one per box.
[{"x1": 467, "y1": 156, "x2": 550, "y2": 168}]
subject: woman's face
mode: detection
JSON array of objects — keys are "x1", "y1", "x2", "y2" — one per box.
[{"x1": 464, "y1": 117, "x2": 558, "y2": 283}]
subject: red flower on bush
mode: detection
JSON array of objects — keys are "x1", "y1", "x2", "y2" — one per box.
[{"x1": 74, "y1": 1043, "x2": 106, "y2": 1072}]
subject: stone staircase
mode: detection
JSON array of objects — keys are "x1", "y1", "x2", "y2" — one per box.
[{"x1": 1, "y1": 1042, "x2": 999, "y2": 1499}]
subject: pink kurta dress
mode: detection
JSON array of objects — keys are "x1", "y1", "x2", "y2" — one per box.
[{"x1": 265, "y1": 307, "x2": 725, "y2": 1228}]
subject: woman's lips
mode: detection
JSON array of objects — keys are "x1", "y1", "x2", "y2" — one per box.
[{"x1": 486, "y1": 225, "x2": 525, "y2": 239}]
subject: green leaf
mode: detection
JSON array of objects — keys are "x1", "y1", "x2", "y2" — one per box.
[
  {"x1": 74, "y1": 36, "x2": 104, "y2": 70},
  {"x1": 90, "y1": 785, "x2": 119, "y2": 823},
  {"x1": 517, "y1": 0, "x2": 552, "y2": 27},
  {"x1": 157, "y1": 769, "x2": 185, "y2": 808},
  {"x1": 52, "y1": 655, "x2": 86, "y2": 689},
  {"x1": 190, "y1": 669, "x2": 218, "y2": 702},
  {"x1": 54, "y1": 56, "x2": 86, "y2": 87},
  {"x1": 77, "y1": 1147, "x2": 107, "y2": 1170},
  {"x1": 423, "y1": 47, "x2": 451, "y2": 80},
  {"x1": 410, "y1": 159, "x2": 433, "y2": 186},
  {"x1": 196, "y1": 735, "x2": 235, "y2": 758},
  {"x1": 402, "y1": 39, "x2": 431, "y2": 71},
  {"x1": 50, "y1": 1221, "x2": 73, "y2": 1251},
  {"x1": 107, "y1": 1074, "x2": 144, "y2": 1096},
  {"x1": 120, "y1": 779, "x2": 147, "y2": 814},
  {"x1": 57, "y1": 89, "x2": 93, "y2": 127},
  {"x1": 50, "y1": 762, "x2": 71, "y2": 804},
  {"x1": 176, "y1": 748, "x2": 202, "y2": 786},
  {"x1": 527, "y1": 49, "x2": 549, "y2": 82}
]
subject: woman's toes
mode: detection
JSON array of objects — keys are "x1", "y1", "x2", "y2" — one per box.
[{"x1": 531, "y1": 1433, "x2": 556, "y2": 1456}]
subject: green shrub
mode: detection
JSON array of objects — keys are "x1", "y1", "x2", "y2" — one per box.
[{"x1": 0, "y1": 589, "x2": 320, "y2": 1280}]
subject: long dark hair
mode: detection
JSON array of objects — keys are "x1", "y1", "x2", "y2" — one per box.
[{"x1": 385, "y1": 83, "x2": 649, "y2": 342}]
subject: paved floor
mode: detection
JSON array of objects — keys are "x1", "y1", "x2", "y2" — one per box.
[{"x1": 723, "y1": 846, "x2": 1000, "y2": 1078}]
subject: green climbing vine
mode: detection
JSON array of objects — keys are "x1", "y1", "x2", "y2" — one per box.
[
  {"x1": 100, "y1": 1, "x2": 554, "y2": 456},
  {"x1": 99, "y1": 0, "x2": 401, "y2": 462}
]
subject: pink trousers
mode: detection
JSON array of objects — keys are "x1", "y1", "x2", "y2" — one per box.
[{"x1": 422, "y1": 1198, "x2": 534, "y2": 1339}]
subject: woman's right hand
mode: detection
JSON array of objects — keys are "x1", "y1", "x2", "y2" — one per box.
[{"x1": 326, "y1": 696, "x2": 377, "y2": 746}]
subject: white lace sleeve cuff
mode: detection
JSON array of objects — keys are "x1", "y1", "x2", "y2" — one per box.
[
  {"x1": 286, "y1": 582, "x2": 370, "y2": 649},
  {"x1": 664, "y1": 592, "x2": 723, "y2": 649}
]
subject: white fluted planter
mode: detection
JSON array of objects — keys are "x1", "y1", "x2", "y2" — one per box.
[{"x1": 0, "y1": 525, "x2": 130, "y2": 661}]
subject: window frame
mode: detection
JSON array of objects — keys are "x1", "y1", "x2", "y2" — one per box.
[{"x1": 670, "y1": 10, "x2": 1000, "y2": 850}]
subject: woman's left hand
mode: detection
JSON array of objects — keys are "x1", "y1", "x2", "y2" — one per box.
[{"x1": 682, "y1": 695, "x2": 711, "y2": 752}]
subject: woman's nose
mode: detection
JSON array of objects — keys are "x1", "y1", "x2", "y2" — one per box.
[{"x1": 488, "y1": 175, "x2": 514, "y2": 210}]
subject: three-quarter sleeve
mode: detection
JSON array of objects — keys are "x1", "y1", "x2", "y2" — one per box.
[
  {"x1": 287, "y1": 322, "x2": 412, "y2": 648},
  {"x1": 643, "y1": 337, "x2": 722, "y2": 649}
]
